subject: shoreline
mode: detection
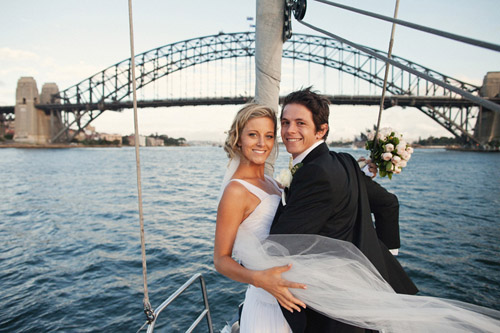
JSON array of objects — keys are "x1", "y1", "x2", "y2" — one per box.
[
  {"x1": 0, "y1": 143, "x2": 121, "y2": 149},
  {"x1": 0, "y1": 142, "x2": 192, "y2": 149}
]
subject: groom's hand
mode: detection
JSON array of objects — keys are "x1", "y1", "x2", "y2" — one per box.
[
  {"x1": 358, "y1": 157, "x2": 378, "y2": 178},
  {"x1": 252, "y1": 264, "x2": 307, "y2": 313}
]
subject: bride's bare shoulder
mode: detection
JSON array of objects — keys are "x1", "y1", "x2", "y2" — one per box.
[{"x1": 220, "y1": 180, "x2": 249, "y2": 202}]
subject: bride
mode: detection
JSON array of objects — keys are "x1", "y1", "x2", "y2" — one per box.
[
  {"x1": 214, "y1": 103, "x2": 500, "y2": 332},
  {"x1": 214, "y1": 104, "x2": 302, "y2": 332}
]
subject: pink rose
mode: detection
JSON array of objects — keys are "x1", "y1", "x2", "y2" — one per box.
[
  {"x1": 406, "y1": 147, "x2": 414, "y2": 154},
  {"x1": 382, "y1": 152, "x2": 393, "y2": 161},
  {"x1": 394, "y1": 166, "x2": 402, "y2": 174},
  {"x1": 392, "y1": 155, "x2": 401, "y2": 163},
  {"x1": 385, "y1": 143, "x2": 394, "y2": 152}
]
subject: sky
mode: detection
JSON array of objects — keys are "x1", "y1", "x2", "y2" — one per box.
[{"x1": 1, "y1": 0, "x2": 499, "y2": 143}]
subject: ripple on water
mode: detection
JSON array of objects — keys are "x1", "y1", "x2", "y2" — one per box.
[{"x1": 0, "y1": 147, "x2": 499, "y2": 331}]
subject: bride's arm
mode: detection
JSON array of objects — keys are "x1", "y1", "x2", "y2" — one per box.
[{"x1": 214, "y1": 183, "x2": 307, "y2": 313}]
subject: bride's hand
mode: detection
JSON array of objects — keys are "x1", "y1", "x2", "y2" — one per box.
[{"x1": 252, "y1": 264, "x2": 307, "y2": 313}]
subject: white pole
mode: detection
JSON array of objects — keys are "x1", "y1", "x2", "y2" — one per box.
[
  {"x1": 255, "y1": 0, "x2": 284, "y2": 111},
  {"x1": 255, "y1": 0, "x2": 284, "y2": 175}
]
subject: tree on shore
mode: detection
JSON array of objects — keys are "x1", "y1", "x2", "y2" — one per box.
[{"x1": 415, "y1": 136, "x2": 463, "y2": 146}]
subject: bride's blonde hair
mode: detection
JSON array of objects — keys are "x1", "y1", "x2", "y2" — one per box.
[{"x1": 224, "y1": 103, "x2": 277, "y2": 159}]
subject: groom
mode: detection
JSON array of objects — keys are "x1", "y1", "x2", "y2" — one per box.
[{"x1": 270, "y1": 88, "x2": 418, "y2": 332}]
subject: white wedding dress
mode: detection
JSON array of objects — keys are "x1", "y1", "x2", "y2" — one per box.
[{"x1": 230, "y1": 176, "x2": 292, "y2": 333}]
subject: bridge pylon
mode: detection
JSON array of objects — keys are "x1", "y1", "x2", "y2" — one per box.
[
  {"x1": 13, "y1": 77, "x2": 63, "y2": 144},
  {"x1": 475, "y1": 72, "x2": 500, "y2": 145}
]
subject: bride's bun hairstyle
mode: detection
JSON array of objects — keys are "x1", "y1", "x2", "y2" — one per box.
[{"x1": 224, "y1": 103, "x2": 277, "y2": 159}]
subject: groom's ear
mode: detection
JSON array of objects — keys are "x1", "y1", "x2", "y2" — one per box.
[{"x1": 316, "y1": 123, "x2": 328, "y2": 140}]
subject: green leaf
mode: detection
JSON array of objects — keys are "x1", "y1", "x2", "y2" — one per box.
[
  {"x1": 386, "y1": 162, "x2": 393, "y2": 171},
  {"x1": 388, "y1": 172, "x2": 393, "y2": 180}
]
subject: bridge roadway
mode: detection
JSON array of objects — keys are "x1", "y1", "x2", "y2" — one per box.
[{"x1": 2, "y1": 95, "x2": 499, "y2": 114}]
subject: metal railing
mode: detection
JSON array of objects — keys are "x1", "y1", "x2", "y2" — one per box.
[{"x1": 145, "y1": 273, "x2": 214, "y2": 333}]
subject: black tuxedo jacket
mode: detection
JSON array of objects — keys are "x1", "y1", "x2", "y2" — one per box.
[
  {"x1": 270, "y1": 143, "x2": 417, "y2": 333},
  {"x1": 361, "y1": 169, "x2": 401, "y2": 250}
]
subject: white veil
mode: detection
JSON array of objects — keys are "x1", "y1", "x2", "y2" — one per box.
[
  {"x1": 232, "y1": 224, "x2": 500, "y2": 333},
  {"x1": 218, "y1": 155, "x2": 241, "y2": 201}
]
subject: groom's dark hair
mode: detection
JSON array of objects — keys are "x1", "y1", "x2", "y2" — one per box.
[{"x1": 281, "y1": 86, "x2": 331, "y2": 140}]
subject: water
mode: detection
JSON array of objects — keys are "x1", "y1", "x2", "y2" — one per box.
[{"x1": 0, "y1": 146, "x2": 499, "y2": 332}]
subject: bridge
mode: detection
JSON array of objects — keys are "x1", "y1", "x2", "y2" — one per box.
[{"x1": 3, "y1": 32, "x2": 499, "y2": 145}]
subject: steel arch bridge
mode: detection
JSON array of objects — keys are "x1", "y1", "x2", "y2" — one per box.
[{"x1": 46, "y1": 32, "x2": 485, "y2": 142}]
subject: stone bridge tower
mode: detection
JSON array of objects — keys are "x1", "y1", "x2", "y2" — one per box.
[
  {"x1": 13, "y1": 77, "x2": 62, "y2": 144},
  {"x1": 474, "y1": 72, "x2": 500, "y2": 145}
]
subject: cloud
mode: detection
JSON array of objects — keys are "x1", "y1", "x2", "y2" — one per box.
[
  {"x1": 0, "y1": 49, "x2": 102, "y2": 105},
  {"x1": 0, "y1": 47, "x2": 40, "y2": 61},
  {"x1": 327, "y1": 105, "x2": 452, "y2": 143}
]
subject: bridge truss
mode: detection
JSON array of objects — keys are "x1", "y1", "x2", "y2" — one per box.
[{"x1": 36, "y1": 32, "x2": 490, "y2": 143}]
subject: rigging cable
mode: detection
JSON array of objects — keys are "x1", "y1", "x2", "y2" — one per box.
[
  {"x1": 313, "y1": 0, "x2": 500, "y2": 53},
  {"x1": 127, "y1": 0, "x2": 155, "y2": 324},
  {"x1": 372, "y1": 0, "x2": 400, "y2": 155},
  {"x1": 295, "y1": 20, "x2": 500, "y2": 113}
]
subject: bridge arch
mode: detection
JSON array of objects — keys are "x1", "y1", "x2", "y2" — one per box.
[{"x1": 54, "y1": 32, "x2": 482, "y2": 142}]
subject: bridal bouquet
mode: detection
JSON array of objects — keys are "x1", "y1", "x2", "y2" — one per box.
[{"x1": 365, "y1": 128, "x2": 413, "y2": 179}]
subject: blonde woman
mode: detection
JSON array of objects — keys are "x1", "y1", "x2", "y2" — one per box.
[{"x1": 214, "y1": 104, "x2": 306, "y2": 332}]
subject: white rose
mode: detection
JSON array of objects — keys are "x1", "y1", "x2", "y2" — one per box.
[
  {"x1": 404, "y1": 152, "x2": 411, "y2": 161},
  {"x1": 406, "y1": 147, "x2": 414, "y2": 154},
  {"x1": 393, "y1": 166, "x2": 402, "y2": 174},
  {"x1": 392, "y1": 155, "x2": 401, "y2": 163},
  {"x1": 380, "y1": 127, "x2": 392, "y2": 137},
  {"x1": 385, "y1": 143, "x2": 394, "y2": 152},
  {"x1": 397, "y1": 160, "x2": 407, "y2": 168},
  {"x1": 382, "y1": 152, "x2": 393, "y2": 161},
  {"x1": 275, "y1": 169, "x2": 292, "y2": 188},
  {"x1": 396, "y1": 143, "x2": 406, "y2": 155},
  {"x1": 399, "y1": 151, "x2": 407, "y2": 160}
]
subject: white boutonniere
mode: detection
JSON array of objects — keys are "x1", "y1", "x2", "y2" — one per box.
[
  {"x1": 275, "y1": 162, "x2": 303, "y2": 206},
  {"x1": 275, "y1": 169, "x2": 293, "y2": 207},
  {"x1": 275, "y1": 168, "x2": 293, "y2": 188}
]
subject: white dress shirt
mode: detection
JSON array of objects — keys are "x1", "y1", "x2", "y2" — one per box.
[{"x1": 292, "y1": 140, "x2": 324, "y2": 166}]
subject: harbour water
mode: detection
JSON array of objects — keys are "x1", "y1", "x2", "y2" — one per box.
[{"x1": 0, "y1": 146, "x2": 499, "y2": 332}]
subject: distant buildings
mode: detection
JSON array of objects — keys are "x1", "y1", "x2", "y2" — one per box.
[
  {"x1": 127, "y1": 135, "x2": 146, "y2": 147},
  {"x1": 1, "y1": 118, "x2": 187, "y2": 147},
  {"x1": 146, "y1": 137, "x2": 164, "y2": 146},
  {"x1": 2, "y1": 117, "x2": 15, "y2": 138},
  {"x1": 71, "y1": 125, "x2": 123, "y2": 145},
  {"x1": 100, "y1": 133, "x2": 123, "y2": 145}
]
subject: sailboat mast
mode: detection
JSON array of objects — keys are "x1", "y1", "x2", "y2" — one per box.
[
  {"x1": 255, "y1": 0, "x2": 284, "y2": 112},
  {"x1": 255, "y1": 0, "x2": 285, "y2": 174}
]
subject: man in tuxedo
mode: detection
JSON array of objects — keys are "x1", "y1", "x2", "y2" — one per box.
[{"x1": 270, "y1": 87, "x2": 417, "y2": 332}]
